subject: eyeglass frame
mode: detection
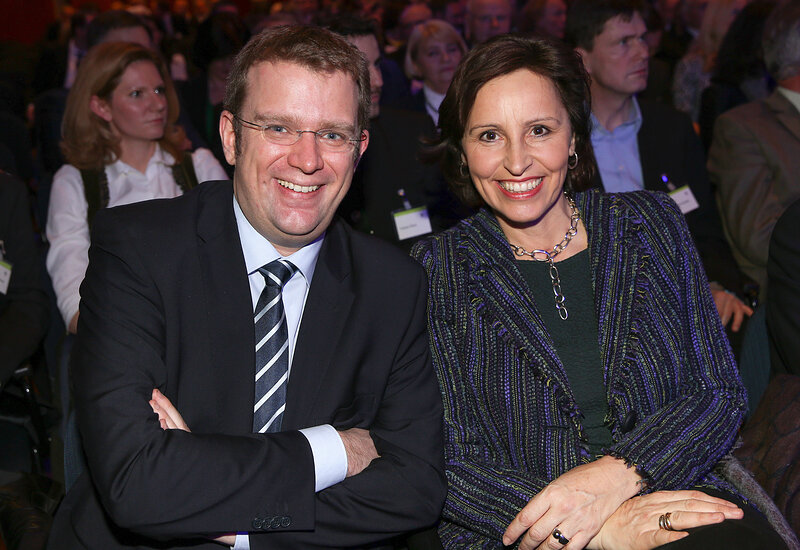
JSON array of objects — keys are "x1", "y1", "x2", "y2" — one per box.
[{"x1": 232, "y1": 114, "x2": 367, "y2": 151}]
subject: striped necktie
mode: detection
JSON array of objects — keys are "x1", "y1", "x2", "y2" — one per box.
[{"x1": 253, "y1": 259, "x2": 296, "y2": 433}]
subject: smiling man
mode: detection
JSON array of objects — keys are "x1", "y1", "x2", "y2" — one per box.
[{"x1": 47, "y1": 26, "x2": 445, "y2": 550}]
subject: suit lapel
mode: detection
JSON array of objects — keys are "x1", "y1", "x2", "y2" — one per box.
[
  {"x1": 766, "y1": 91, "x2": 800, "y2": 143},
  {"x1": 282, "y1": 220, "x2": 355, "y2": 429},
  {"x1": 195, "y1": 183, "x2": 256, "y2": 433}
]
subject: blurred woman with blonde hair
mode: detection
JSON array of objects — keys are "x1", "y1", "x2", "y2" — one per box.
[
  {"x1": 402, "y1": 19, "x2": 467, "y2": 126},
  {"x1": 47, "y1": 41, "x2": 226, "y2": 334}
]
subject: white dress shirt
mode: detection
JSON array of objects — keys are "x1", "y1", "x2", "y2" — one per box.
[
  {"x1": 46, "y1": 145, "x2": 228, "y2": 327},
  {"x1": 232, "y1": 197, "x2": 347, "y2": 549}
]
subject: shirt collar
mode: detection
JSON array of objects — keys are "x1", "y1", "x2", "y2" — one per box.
[
  {"x1": 590, "y1": 96, "x2": 643, "y2": 139},
  {"x1": 778, "y1": 86, "x2": 800, "y2": 115},
  {"x1": 105, "y1": 144, "x2": 173, "y2": 180},
  {"x1": 422, "y1": 85, "x2": 446, "y2": 110},
  {"x1": 233, "y1": 195, "x2": 322, "y2": 287}
]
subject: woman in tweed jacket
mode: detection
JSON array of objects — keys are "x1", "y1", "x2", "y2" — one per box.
[{"x1": 411, "y1": 35, "x2": 786, "y2": 549}]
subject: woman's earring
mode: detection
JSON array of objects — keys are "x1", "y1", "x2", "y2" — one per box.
[
  {"x1": 458, "y1": 159, "x2": 470, "y2": 178},
  {"x1": 568, "y1": 152, "x2": 578, "y2": 169}
]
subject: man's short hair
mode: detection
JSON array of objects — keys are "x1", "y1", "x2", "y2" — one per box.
[
  {"x1": 86, "y1": 10, "x2": 152, "y2": 48},
  {"x1": 224, "y1": 26, "x2": 371, "y2": 146},
  {"x1": 565, "y1": 0, "x2": 645, "y2": 51},
  {"x1": 763, "y1": 1, "x2": 800, "y2": 82}
]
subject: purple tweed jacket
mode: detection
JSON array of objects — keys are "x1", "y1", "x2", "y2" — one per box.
[{"x1": 411, "y1": 189, "x2": 747, "y2": 548}]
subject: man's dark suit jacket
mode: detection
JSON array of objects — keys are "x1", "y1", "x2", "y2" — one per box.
[
  {"x1": 338, "y1": 108, "x2": 467, "y2": 250},
  {"x1": 767, "y1": 197, "x2": 800, "y2": 376},
  {"x1": 47, "y1": 180, "x2": 446, "y2": 549},
  {"x1": 591, "y1": 99, "x2": 745, "y2": 294}
]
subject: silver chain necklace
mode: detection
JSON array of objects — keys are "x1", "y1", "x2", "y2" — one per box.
[{"x1": 508, "y1": 196, "x2": 581, "y2": 320}]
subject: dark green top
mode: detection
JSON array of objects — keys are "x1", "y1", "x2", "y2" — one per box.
[{"x1": 516, "y1": 249, "x2": 612, "y2": 455}]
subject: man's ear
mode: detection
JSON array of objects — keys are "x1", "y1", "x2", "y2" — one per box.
[
  {"x1": 220, "y1": 110, "x2": 237, "y2": 166},
  {"x1": 354, "y1": 129, "x2": 369, "y2": 168},
  {"x1": 575, "y1": 47, "x2": 591, "y2": 74},
  {"x1": 89, "y1": 95, "x2": 112, "y2": 122}
]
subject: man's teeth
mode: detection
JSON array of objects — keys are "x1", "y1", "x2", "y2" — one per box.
[
  {"x1": 501, "y1": 178, "x2": 543, "y2": 193},
  {"x1": 278, "y1": 179, "x2": 319, "y2": 193}
]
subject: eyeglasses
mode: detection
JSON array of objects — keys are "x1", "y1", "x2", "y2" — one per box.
[{"x1": 234, "y1": 115, "x2": 365, "y2": 152}]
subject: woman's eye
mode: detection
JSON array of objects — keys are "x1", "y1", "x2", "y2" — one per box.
[
  {"x1": 130, "y1": 89, "x2": 141, "y2": 98},
  {"x1": 479, "y1": 130, "x2": 500, "y2": 141},
  {"x1": 531, "y1": 125, "x2": 549, "y2": 137},
  {"x1": 155, "y1": 86, "x2": 166, "y2": 95}
]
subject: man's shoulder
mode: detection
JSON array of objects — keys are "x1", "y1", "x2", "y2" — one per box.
[
  {"x1": 96, "y1": 180, "x2": 231, "y2": 225},
  {"x1": 334, "y1": 219, "x2": 424, "y2": 277}
]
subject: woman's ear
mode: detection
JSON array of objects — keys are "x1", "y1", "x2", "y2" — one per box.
[
  {"x1": 89, "y1": 95, "x2": 112, "y2": 122},
  {"x1": 569, "y1": 134, "x2": 576, "y2": 157}
]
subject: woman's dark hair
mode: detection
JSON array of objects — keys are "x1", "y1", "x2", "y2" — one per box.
[{"x1": 434, "y1": 34, "x2": 595, "y2": 208}]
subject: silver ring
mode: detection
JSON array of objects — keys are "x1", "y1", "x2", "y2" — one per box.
[
  {"x1": 552, "y1": 527, "x2": 570, "y2": 545},
  {"x1": 658, "y1": 512, "x2": 674, "y2": 531}
]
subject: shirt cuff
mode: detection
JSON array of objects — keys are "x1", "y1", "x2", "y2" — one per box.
[
  {"x1": 233, "y1": 533, "x2": 249, "y2": 550},
  {"x1": 299, "y1": 424, "x2": 347, "y2": 492}
]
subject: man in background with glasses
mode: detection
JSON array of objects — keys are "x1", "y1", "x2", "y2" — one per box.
[{"x1": 49, "y1": 26, "x2": 446, "y2": 550}]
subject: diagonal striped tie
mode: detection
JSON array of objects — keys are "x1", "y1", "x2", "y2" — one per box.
[{"x1": 253, "y1": 259, "x2": 296, "y2": 433}]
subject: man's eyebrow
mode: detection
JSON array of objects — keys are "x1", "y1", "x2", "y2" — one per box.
[{"x1": 251, "y1": 112, "x2": 356, "y2": 132}]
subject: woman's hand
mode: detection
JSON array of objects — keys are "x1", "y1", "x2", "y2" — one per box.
[
  {"x1": 588, "y1": 490, "x2": 743, "y2": 550},
  {"x1": 149, "y1": 388, "x2": 190, "y2": 432},
  {"x1": 503, "y1": 456, "x2": 642, "y2": 550}
]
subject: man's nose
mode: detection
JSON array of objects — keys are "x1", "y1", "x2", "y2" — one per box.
[{"x1": 287, "y1": 132, "x2": 324, "y2": 173}]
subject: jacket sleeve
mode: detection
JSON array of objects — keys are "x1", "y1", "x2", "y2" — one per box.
[
  {"x1": 606, "y1": 192, "x2": 747, "y2": 491},
  {"x1": 411, "y1": 238, "x2": 551, "y2": 542}
]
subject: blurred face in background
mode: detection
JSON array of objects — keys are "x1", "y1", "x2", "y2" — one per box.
[
  {"x1": 347, "y1": 34, "x2": 384, "y2": 119},
  {"x1": 91, "y1": 60, "x2": 167, "y2": 148},
  {"x1": 467, "y1": 0, "x2": 512, "y2": 44},
  {"x1": 533, "y1": 0, "x2": 566, "y2": 39},
  {"x1": 412, "y1": 33, "x2": 464, "y2": 94}
]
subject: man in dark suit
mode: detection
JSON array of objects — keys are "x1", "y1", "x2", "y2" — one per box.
[
  {"x1": 328, "y1": 15, "x2": 467, "y2": 250},
  {"x1": 566, "y1": 0, "x2": 753, "y2": 337},
  {"x1": 47, "y1": 26, "x2": 445, "y2": 549}
]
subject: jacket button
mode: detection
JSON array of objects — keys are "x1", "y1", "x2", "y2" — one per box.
[
  {"x1": 281, "y1": 515, "x2": 291, "y2": 527},
  {"x1": 252, "y1": 517, "x2": 263, "y2": 530}
]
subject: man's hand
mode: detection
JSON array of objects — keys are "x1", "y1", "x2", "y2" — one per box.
[
  {"x1": 150, "y1": 388, "x2": 191, "y2": 432},
  {"x1": 338, "y1": 428, "x2": 379, "y2": 477},
  {"x1": 710, "y1": 285, "x2": 753, "y2": 332},
  {"x1": 588, "y1": 490, "x2": 743, "y2": 550}
]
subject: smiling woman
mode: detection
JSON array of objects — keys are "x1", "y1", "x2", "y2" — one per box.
[
  {"x1": 46, "y1": 42, "x2": 227, "y2": 334},
  {"x1": 411, "y1": 34, "x2": 790, "y2": 550}
]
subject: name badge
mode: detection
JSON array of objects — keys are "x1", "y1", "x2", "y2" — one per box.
[
  {"x1": 393, "y1": 206, "x2": 433, "y2": 241},
  {"x1": 669, "y1": 185, "x2": 700, "y2": 215},
  {"x1": 0, "y1": 260, "x2": 12, "y2": 295}
]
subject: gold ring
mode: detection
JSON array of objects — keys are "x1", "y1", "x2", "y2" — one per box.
[{"x1": 658, "y1": 512, "x2": 674, "y2": 531}]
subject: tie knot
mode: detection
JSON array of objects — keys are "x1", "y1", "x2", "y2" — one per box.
[{"x1": 258, "y1": 259, "x2": 296, "y2": 288}]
